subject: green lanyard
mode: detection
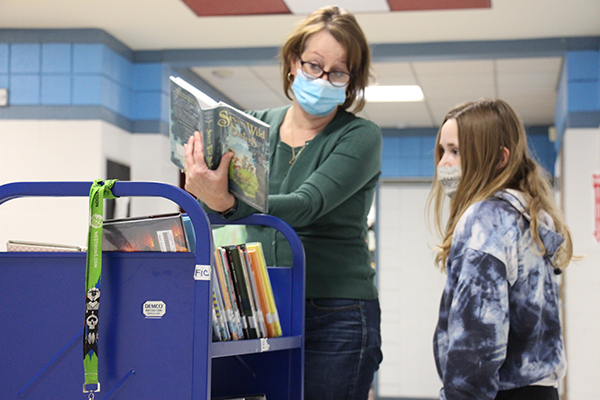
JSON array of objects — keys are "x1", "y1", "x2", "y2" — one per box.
[{"x1": 83, "y1": 179, "x2": 117, "y2": 398}]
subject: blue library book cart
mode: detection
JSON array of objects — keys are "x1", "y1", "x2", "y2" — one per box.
[{"x1": 0, "y1": 181, "x2": 305, "y2": 400}]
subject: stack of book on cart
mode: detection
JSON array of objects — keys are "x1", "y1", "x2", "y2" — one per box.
[{"x1": 211, "y1": 242, "x2": 282, "y2": 341}]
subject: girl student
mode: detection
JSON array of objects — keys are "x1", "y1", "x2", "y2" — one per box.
[{"x1": 428, "y1": 99, "x2": 574, "y2": 400}]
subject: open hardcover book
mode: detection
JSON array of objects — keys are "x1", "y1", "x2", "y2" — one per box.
[{"x1": 169, "y1": 76, "x2": 270, "y2": 213}]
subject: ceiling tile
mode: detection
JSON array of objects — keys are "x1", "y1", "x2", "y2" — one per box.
[
  {"x1": 413, "y1": 59, "x2": 495, "y2": 76},
  {"x1": 496, "y1": 94, "x2": 557, "y2": 125},
  {"x1": 192, "y1": 65, "x2": 288, "y2": 110},
  {"x1": 192, "y1": 56, "x2": 563, "y2": 129},
  {"x1": 495, "y1": 57, "x2": 562, "y2": 74},
  {"x1": 360, "y1": 102, "x2": 432, "y2": 128},
  {"x1": 370, "y1": 62, "x2": 417, "y2": 86}
]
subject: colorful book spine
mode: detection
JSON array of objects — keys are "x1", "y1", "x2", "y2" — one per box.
[
  {"x1": 240, "y1": 244, "x2": 267, "y2": 338},
  {"x1": 212, "y1": 290, "x2": 223, "y2": 342},
  {"x1": 214, "y1": 248, "x2": 241, "y2": 340},
  {"x1": 246, "y1": 242, "x2": 282, "y2": 337},
  {"x1": 209, "y1": 242, "x2": 282, "y2": 341},
  {"x1": 247, "y1": 247, "x2": 276, "y2": 338},
  {"x1": 212, "y1": 271, "x2": 230, "y2": 341},
  {"x1": 224, "y1": 245, "x2": 259, "y2": 339}
]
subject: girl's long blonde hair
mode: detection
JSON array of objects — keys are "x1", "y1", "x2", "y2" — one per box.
[{"x1": 427, "y1": 99, "x2": 573, "y2": 271}]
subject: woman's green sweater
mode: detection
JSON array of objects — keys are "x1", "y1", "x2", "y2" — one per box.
[{"x1": 229, "y1": 106, "x2": 382, "y2": 300}]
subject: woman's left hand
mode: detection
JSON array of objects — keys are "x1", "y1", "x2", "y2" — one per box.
[{"x1": 184, "y1": 131, "x2": 236, "y2": 212}]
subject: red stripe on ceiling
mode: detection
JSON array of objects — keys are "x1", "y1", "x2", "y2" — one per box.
[
  {"x1": 387, "y1": 0, "x2": 491, "y2": 12},
  {"x1": 182, "y1": 0, "x2": 290, "y2": 16}
]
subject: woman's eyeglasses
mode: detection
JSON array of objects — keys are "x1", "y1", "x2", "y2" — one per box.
[{"x1": 300, "y1": 59, "x2": 351, "y2": 87}]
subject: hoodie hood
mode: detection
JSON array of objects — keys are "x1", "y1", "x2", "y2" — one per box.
[{"x1": 496, "y1": 189, "x2": 564, "y2": 259}]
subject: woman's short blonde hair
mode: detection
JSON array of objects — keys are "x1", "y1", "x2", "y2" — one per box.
[{"x1": 279, "y1": 6, "x2": 371, "y2": 113}]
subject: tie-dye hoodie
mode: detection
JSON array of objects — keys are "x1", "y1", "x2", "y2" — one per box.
[{"x1": 434, "y1": 189, "x2": 566, "y2": 399}]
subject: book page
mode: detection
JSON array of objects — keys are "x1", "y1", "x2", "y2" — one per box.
[{"x1": 171, "y1": 76, "x2": 217, "y2": 109}]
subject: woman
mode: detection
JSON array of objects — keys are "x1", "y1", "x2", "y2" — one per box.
[
  {"x1": 184, "y1": 6, "x2": 382, "y2": 400},
  {"x1": 428, "y1": 99, "x2": 573, "y2": 400}
]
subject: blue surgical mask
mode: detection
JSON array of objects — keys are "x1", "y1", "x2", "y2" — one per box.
[{"x1": 291, "y1": 69, "x2": 346, "y2": 117}]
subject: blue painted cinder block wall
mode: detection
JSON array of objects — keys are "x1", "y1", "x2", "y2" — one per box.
[
  {"x1": 381, "y1": 126, "x2": 557, "y2": 179},
  {"x1": 555, "y1": 49, "x2": 600, "y2": 151},
  {"x1": 0, "y1": 39, "x2": 171, "y2": 132}
]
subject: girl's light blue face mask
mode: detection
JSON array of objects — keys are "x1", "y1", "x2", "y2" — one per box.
[{"x1": 291, "y1": 69, "x2": 347, "y2": 117}]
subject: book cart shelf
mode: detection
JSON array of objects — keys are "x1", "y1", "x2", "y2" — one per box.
[{"x1": 0, "y1": 181, "x2": 305, "y2": 400}]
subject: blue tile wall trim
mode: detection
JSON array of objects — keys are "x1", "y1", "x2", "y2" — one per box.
[
  {"x1": 382, "y1": 126, "x2": 556, "y2": 178},
  {"x1": 0, "y1": 44, "x2": 8, "y2": 73},
  {"x1": 0, "y1": 29, "x2": 133, "y2": 60},
  {"x1": 11, "y1": 43, "x2": 40, "y2": 73},
  {"x1": 41, "y1": 75, "x2": 71, "y2": 105},
  {"x1": 136, "y1": 47, "x2": 280, "y2": 67},
  {"x1": 567, "y1": 51, "x2": 599, "y2": 81},
  {"x1": 370, "y1": 37, "x2": 600, "y2": 62},
  {"x1": 554, "y1": 49, "x2": 600, "y2": 151},
  {"x1": 42, "y1": 43, "x2": 71, "y2": 74},
  {"x1": 554, "y1": 66, "x2": 568, "y2": 148},
  {"x1": 10, "y1": 75, "x2": 40, "y2": 105},
  {"x1": 568, "y1": 111, "x2": 600, "y2": 128},
  {"x1": 73, "y1": 44, "x2": 104, "y2": 74}
]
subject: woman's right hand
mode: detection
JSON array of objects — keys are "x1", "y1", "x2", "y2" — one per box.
[{"x1": 184, "y1": 131, "x2": 236, "y2": 212}]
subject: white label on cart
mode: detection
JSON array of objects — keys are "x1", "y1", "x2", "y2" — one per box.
[
  {"x1": 194, "y1": 264, "x2": 211, "y2": 280},
  {"x1": 260, "y1": 338, "x2": 270, "y2": 352},
  {"x1": 143, "y1": 301, "x2": 166, "y2": 319},
  {"x1": 157, "y1": 230, "x2": 176, "y2": 252}
]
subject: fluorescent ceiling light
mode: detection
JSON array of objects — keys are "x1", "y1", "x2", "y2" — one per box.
[
  {"x1": 365, "y1": 85, "x2": 424, "y2": 102},
  {"x1": 284, "y1": 0, "x2": 390, "y2": 14}
]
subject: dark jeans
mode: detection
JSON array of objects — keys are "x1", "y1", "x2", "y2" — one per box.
[
  {"x1": 304, "y1": 298, "x2": 383, "y2": 400},
  {"x1": 495, "y1": 386, "x2": 559, "y2": 400}
]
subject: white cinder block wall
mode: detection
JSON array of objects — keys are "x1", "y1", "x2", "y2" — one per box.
[
  {"x1": 377, "y1": 182, "x2": 446, "y2": 399},
  {"x1": 562, "y1": 127, "x2": 600, "y2": 400},
  {"x1": 0, "y1": 120, "x2": 180, "y2": 249}
]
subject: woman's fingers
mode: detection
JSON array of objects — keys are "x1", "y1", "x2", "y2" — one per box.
[
  {"x1": 184, "y1": 131, "x2": 206, "y2": 172},
  {"x1": 182, "y1": 132, "x2": 236, "y2": 212},
  {"x1": 217, "y1": 152, "x2": 234, "y2": 175}
]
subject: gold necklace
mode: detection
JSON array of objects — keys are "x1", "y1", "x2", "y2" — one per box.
[{"x1": 289, "y1": 110, "x2": 307, "y2": 165}]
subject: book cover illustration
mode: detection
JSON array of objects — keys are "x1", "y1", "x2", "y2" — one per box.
[
  {"x1": 102, "y1": 213, "x2": 189, "y2": 252},
  {"x1": 169, "y1": 76, "x2": 270, "y2": 213}
]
